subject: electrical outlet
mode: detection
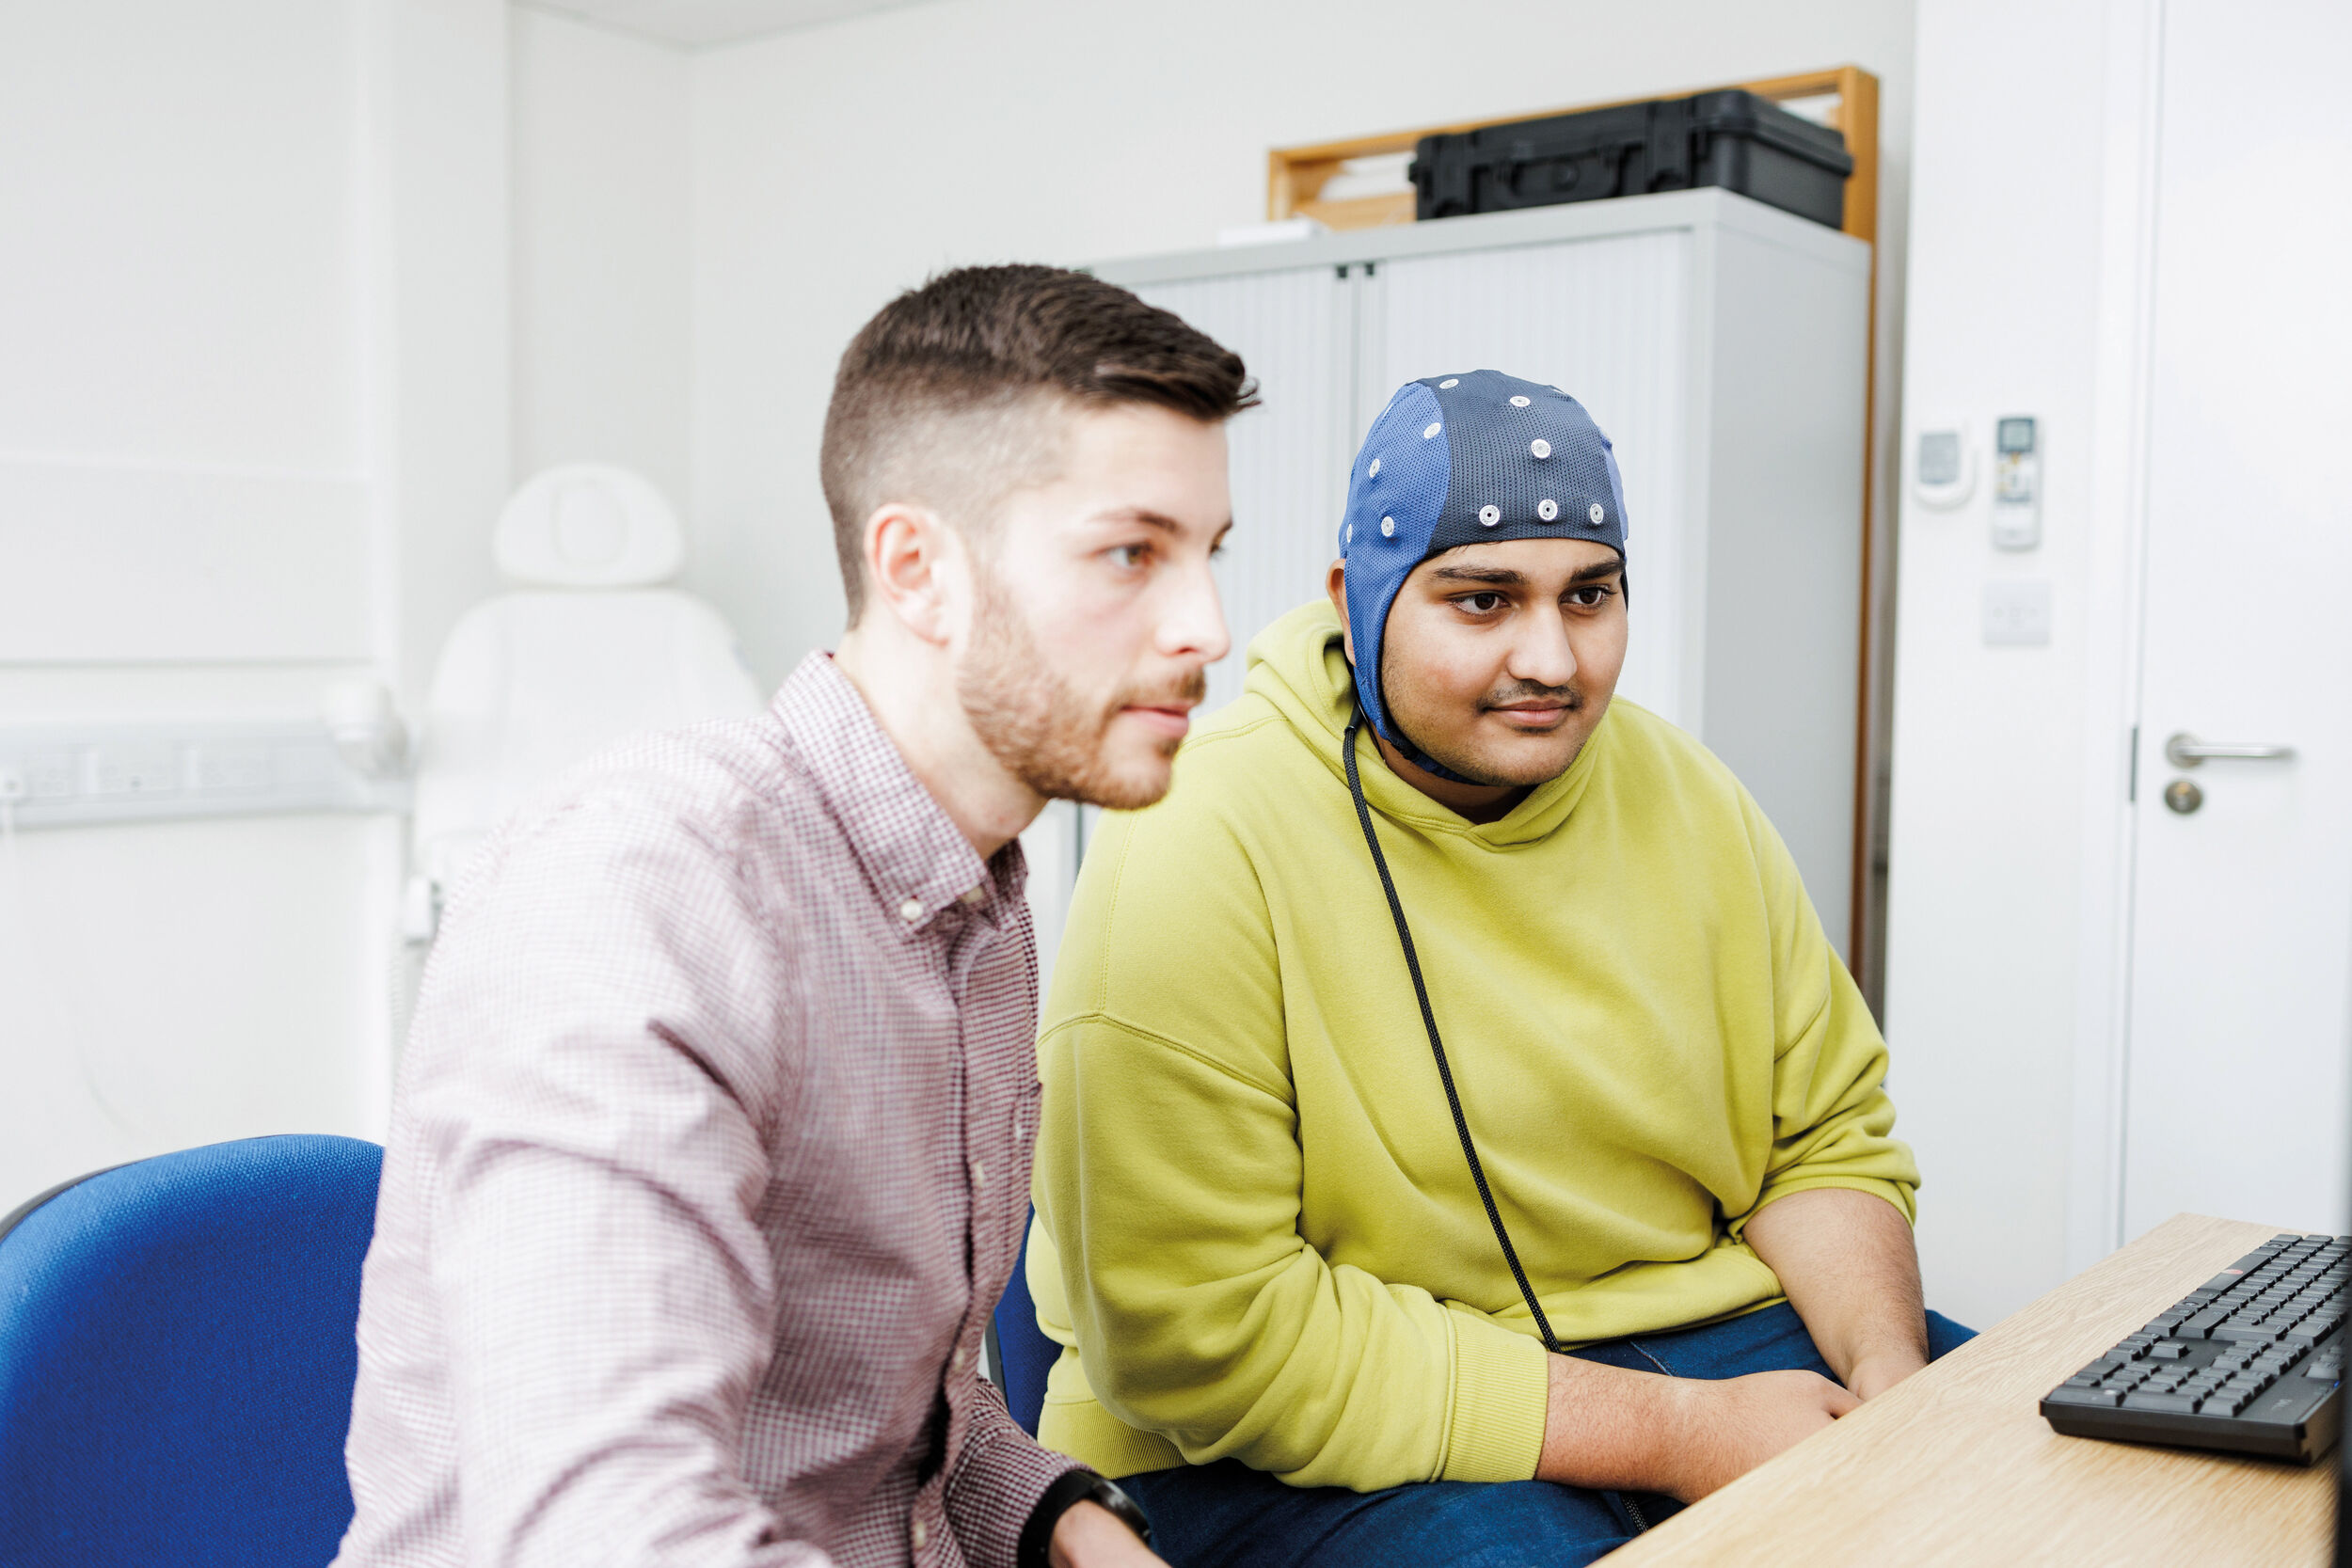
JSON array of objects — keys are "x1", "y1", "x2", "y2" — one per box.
[
  {"x1": 1983, "y1": 579, "x2": 2053, "y2": 646},
  {"x1": 86, "y1": 742, "x2": 181, "y2": 796},
  {"x1": 194, "y1": 743, "x2": 272, "y2": 793},
  {"x1": 26, "y1": 752, "x2": 74, "y2": 799}
]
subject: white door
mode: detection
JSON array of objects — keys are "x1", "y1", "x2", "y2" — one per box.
[{"x1": 2120, "y1": 0, "x2": 2352, "y2": 1239}]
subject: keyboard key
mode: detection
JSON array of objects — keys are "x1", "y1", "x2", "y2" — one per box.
[
  {"x1": 2213, "y1": 1324, "x2": 2286, "y2": 1343},
  {"x1": 2060, "y1": 1382, "x2": 2136, "y2": 1410},
  {"x1": 2047, "y1": 1386, "x2": 2125, "y2": 1408},
  {"x1": 2148, "y1": 1342, "x2": 2190, "y2": 1360},
  {"x1": 2182, "y1": 1308, "x2": 2232, "y2": 1338},
  {"x1": 2123, "y1": 1391, "x2": 2200, "y2": 1413}
]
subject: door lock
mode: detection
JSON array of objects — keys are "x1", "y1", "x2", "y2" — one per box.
[{"x1": 2162, "y1": 778, "x2": 2204, "y2": 816}]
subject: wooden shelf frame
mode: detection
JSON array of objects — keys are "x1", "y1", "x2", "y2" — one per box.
[
  {"x1": 1267, "y1": 66, "x2": 1886, "y2": 973},
  {"x1": 1267, "y1": 65, "x2": 1878, "y2": 248}
]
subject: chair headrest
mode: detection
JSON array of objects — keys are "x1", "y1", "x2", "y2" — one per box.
[{"x1": 493, "y1": 465, "x2": 685, "y2": 588}]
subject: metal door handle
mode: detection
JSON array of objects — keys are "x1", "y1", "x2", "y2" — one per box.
[{"x1": 2164, "y1": 732, "x2": 2297, "y2": 768}]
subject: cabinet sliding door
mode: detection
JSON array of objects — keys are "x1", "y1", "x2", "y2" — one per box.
[
  {"x1": 1362, "y1": 233, "x2": 1694, "y2": 732},
  {"x1": 1130, "y1": 268, "x2": 1354, "y2": 715}
]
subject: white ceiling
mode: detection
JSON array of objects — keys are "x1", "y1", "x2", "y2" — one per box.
[{"x1": 525, "y1": 0, "x2": 939, "y2": 47}]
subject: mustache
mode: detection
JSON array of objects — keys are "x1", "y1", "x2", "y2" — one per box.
[
  {"x1": 1112, "y1": 667, "x2": 1209, "y2": 711},
  {"x1": 1481, "y1": 679, "x2": 1581, "y2": 711}
]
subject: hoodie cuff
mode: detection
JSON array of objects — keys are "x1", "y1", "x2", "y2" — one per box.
[{"x1": 1438, "y1": 1313, "x2": 1550, "y2": 1482}]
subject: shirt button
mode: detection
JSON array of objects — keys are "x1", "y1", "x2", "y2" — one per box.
[
  {"x1": 898, "y1": 897, "x2": 924, "y2": 924},
  {"x1": 959, "y1": 886, "x2": 985, "y2": 908},
  {"x1": 971, "y1": 1160, "x2": 988, "y2": 1191},
  {"x1": 912, "y1": 1519, "x2": 929, "y2": 1551},
  {"x1": 952, "y1": 1346, "x2": 969, "y2": 1371}
]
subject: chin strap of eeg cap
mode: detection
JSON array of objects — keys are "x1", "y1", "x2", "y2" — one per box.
[{"x1": 1343, "y1": 705, "x2": 1563, "y2": 1355}]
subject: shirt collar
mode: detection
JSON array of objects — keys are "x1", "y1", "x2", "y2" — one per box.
[{"x1": 770, "y1": 652, "x2": 1025, "y2": 932}]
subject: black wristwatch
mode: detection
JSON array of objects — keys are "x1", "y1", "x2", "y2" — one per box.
[{"x1": 1018, "y1": 1469, "x2": 1151, "y2": 1567}]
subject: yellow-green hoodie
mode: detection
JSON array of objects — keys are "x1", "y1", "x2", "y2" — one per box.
[{"x1": 1027, "y1": 599, "x2": 1917, "y2": 1492}]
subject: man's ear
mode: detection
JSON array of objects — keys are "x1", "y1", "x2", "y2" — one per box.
[
  {"x1": 864, "y1": 502, "x2": 963, "y2": 647},
  {"x1": 1326, "y1": 558, "x2": 1356, "y2": 667}
]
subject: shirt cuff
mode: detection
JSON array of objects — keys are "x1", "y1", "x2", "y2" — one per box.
[
  {"x1": 1438, "y1": 1311, "x2": 1550, "y2": 1482},
  {"x1": 945, "y1": 1410, "x2": 1085, "y2": 1568}
]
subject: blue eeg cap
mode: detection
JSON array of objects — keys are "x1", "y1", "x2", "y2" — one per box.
[{"x1": 1338, "y1": 370, "x2": 1629, "y2": 769}]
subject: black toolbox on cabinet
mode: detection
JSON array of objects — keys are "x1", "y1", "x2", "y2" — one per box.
[{"x1": 1411, "y1": 90, "x2": 1853, "y2": 230}]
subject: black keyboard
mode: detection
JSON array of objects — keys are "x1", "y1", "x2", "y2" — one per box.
[{"x1": 2042, "y1": 1231, "x2": 2346, "y2": 1463}]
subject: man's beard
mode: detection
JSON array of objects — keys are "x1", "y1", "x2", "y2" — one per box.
[
  {"x1": 957, "y1": 567, "x2": 1204, "y2": 810},
  {"x1": 1385, "y1": 655, "x2": 1587, "y2": 788}
]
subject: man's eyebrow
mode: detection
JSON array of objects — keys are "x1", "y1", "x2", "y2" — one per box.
[
  {"x1": 1429, "y1": 564, "x2": 1527, "y2": 586},
  {"x1": 1089, "y1": 506, "x2": 1184, "y2": 535},
  {"x1": 1427, "y1": 558, "x2": 1625, "y2": 589}
]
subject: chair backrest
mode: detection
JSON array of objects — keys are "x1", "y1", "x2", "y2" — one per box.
[
  {"x1": 991, "y1": 1212, "x2": 1058, "y2": 1437},
  {"x1": 409, "y1": 466, "x2": 765, "y2": 893},
  {"x1": 0, "y1": 1134, "x2": 384, "y2": 1567}
]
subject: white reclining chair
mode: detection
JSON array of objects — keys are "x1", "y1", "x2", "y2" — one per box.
[{"x1": 402, "y1": 465, "x2": 767, "y2": 948}]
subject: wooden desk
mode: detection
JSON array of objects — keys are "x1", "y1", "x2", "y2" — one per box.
[{"x1": 1607, "y1": 1214, "x2": 2336, "y2": 1566}]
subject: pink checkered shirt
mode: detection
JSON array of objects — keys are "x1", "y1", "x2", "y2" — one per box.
[{"x1": 335, "y1": 653, "x2": 1079, "y2": 1568}]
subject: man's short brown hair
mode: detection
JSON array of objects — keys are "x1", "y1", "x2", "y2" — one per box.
[{"x1": 820, "y1": 264, "x2": 1255, "y2": 621}]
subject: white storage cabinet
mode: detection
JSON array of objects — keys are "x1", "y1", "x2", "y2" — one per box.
[{"x1": 1091, "y1": 189, "x2": 1871, "y2": 950}]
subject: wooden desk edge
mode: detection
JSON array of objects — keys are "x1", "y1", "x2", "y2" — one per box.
[{"x1": 1601, "y1": 1214, "x2": 2337, "y2": 1566}]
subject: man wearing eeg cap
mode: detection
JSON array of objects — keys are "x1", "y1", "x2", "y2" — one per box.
[
  {"x1": 1024, "y1": 370, "x2": 1974, "y2": 1565},
  {"x1": 1336, "y1": 369, "x2": 1634, "y2": 782}
]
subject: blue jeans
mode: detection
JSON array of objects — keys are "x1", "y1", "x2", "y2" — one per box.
[{"x1": 1121, "y1": 1304, "x2": 1977, "y2": 1568}]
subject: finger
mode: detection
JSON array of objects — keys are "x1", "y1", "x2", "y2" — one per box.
[{"x1": 1826, "y1": 1386, "x2": 1861, "y2": 1416}]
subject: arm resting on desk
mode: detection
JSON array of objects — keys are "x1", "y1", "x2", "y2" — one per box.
[
  {"x1": 1743, "y1": 1186, "x2": 1931, "y2": 1401},
  {"x1": 1534, "y1": 1350, "x2": 1858, "y2": 1505},
  {"x1": 1528, "y1": 1189, "x2": 1924, "y2": 1504}
]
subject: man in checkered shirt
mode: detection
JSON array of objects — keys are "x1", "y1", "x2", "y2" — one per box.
[{"x1": 333, "y1": 266, "x2": 1251, "y2": 1568}]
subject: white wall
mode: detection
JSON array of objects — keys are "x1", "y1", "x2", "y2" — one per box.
[
  {"x1": 686, "y1": 0, "x2": 1917, "y2": 690},
  {"x1": 1, "y1": 0, "x2": 1955, "y2": 1275},
  {"x1": 511, "y1": 8, "x2": 694, "y2": 509},
  {"x1": 0, "y1": 0, "x2": 509, "y2": 1210},
  {"x1": 1883, "y1": 0, "x2": 2154, "y2": 1328}
]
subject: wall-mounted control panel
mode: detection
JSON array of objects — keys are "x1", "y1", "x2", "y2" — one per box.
[
  {"x1": 1991, "y1": 415, "x2": 2042, "y2": 550},
  {"x1": 1912, "y1": 420, "x2": 1978, "y2": 509},
  {"x1": 0, "y1": 723, "x2": 407, "y2": 830}
]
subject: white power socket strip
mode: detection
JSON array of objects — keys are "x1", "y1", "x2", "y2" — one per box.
[{"x1": 0, "y1": 722, "x2": 408, "y2": 829}]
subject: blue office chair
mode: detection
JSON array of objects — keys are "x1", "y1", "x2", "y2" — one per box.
[
  {"x1": 990, "y1": 1212, "x2": 1059, "y2": 1436},
  {"x1": 0, "y1": 1133, "x2": 383, "y2": 1567}
]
